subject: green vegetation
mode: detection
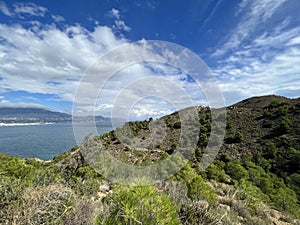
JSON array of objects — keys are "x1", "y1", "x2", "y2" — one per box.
[
  {"x1": 97, "y1": 185, "x2": 180, "y2": 225},
  {"x1": 1, "y1": 95, "x2": 300, "y2": 224},
  {"x1": 226, "y1": 131, "x2": 244, "y2": 143}
]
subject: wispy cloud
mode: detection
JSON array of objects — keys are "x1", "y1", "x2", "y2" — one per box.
[
  {"x1": 199, "y1": 0, "x2": 223, "y2": 32},
  {"x1": 107, "y1": 8, "x2": 131, "y2": 32},
  {"x1": 0, "y1": 101, "x2": 47, "y2": 108},
  {"x1": 0, "y1": 1, "x2": 13, "y2": 16},
  {"x1": 52, "y1": 14, "x2": 65, "y2": 22},
  {"x1": 114, "y1": 20, "x2": 131, "y2": 32},
  {"x1": 1, "y1": 1, "x2": 298, "y2": 118},
  {"x1": 215, "y1": 50, "x2": 300, "y2": 98},
  {"x1": 235, "y1": 0, "x2": 250, "y2": 16},
  {"x1": 207, "y1": 0, "x2": 300, "y2": 103},
  {"x1": 254, "y1": 27, "x2": 300, "y2": 48},
  {"x1": 0, "y1": 14, "x2": 206, "y2": 119},
  {"x1": 0, "y1": 96, "x2": 8, "y2": 104},
  {"x1": 134, "y1": 0, "x2": 159, "y2": 9},
  {"x1": 13, "y1": 2, "x2": 48, "y2": 17},
  {"x1": 212, "y1": 22, "x2": 300, "y2": 103},
  {"x1": 287, "y1": 36, "x2": 300, "y2": 46},
  {"x1": 107, "y1": 8, "x2": 120, "y2": 19},
  {"x1": 0, "y1": 22, "x2": 126, "y2": 101},
  {"x1": 212, "y1": 0, "x2": 287, "y2": 57},
  {"x1": 0, "y1": 1, "x2": 50, "y2": 18}
]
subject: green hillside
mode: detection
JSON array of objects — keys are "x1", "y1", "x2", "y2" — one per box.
[{"x1": 0, "y1": 95, "x2": 299, "y2": 225}]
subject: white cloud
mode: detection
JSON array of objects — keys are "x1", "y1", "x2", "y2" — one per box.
[
  {"x1": 13, "y1": 2, "x2": 48, "y2": 17},
  {"x1": 0, "y1": 19, "x2": 209, "y2": 119},
  {"x1": 114, "y1": 20, "x2": 131, "y2": 32},
  {"x1": 0, "y1": 101, "x2": 47, "y2": 108},
  {"x1": 0, "y1": 22, "x2": 127, "y2": 101},
  {"x1": 208, "y1": 0, "x2": 300, "y2": 103},
  {"x1": 213, "y1": 42, "x2": 300, "y2": 104},
  {"x1": 108, "y1": 8, "x2": 120, "y2": 19},
  {"x1": 199, "y1": 0, "x2": 224, "y2": 31},
  {"x1": 254, "y1": 27, "x2": 300, "y2": 48},
  {"x1": 52, "y1": 15, "x2": 65, "y2": 22},
  {"x1": 107, "y1": 8, "x2": 131, "y2": 32},
  {"x1": 0, "y1": 2, "x2": 66, "y2": 24},
  {"x1": 0, "y1": 1, "x2": 12, "y2": 16},
  {"x1": 130, "y1": 107, "x2": 172, "y2": 119},
  {"x1": 212, "y1": 0, "x2": 287, "y2": 57},
  {"x1": 75, "y1": 58, "x2": 207, "y2": 118},
  {"x1": 287, "y1": 36, "x2": 300, "y2": 46},
  {"x1": 235, "y1": 0, "x2": 250, "y2": 16},
  {"x1": 0, "y1": 96, "x2": 8, "y2": 104},
  {"x1": 134, "y1": 1, "x2": 159, "y2": 9}
]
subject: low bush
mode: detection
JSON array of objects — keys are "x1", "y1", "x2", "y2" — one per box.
[
  {"x1": 97, "y1": 185, "x2": 180, "y2": 225},
  {"x1": 225, "y1": 162, "x2": 248, "y2": 181}
]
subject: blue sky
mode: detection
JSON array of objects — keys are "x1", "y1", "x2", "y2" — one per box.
[{"x1": 0, "y1": 0, "x2": 299, "y2": 119}]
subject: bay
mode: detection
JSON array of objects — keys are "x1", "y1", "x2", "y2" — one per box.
[{"x1": 0, "y1": 122, "x2": 117, "y2": 160}]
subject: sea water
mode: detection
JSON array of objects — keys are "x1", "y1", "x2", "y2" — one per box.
[{"x1": 0, "y1": 122, "x2": 116, "y2": 160}]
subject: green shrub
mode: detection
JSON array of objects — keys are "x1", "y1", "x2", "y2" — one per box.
[
  {"x1": 265, "y1": 141, "x2": 278, "y2": 158},
  {"x1": 263, "y1": 110, "x2": 271, "y2": 117},
  {"x1": 0, "y1": 176, "x2": 24, "y2": 223},
  {"x1": 256, "y1": 174, "x2": 300, "y2": 217},
  {"x1": 220, "y1": 153, "x2": 232, "y2": 163},
  {"x1": 171, "y1": 142, "x2": 178, "y2": 150},
  {"x1": 244, "y1": 162, "x2": 266, "y2": 186},
  {"x1": 271, "y1": 187, "x2": 299, "y2": 216},
  {"x1": 269, "y1": 100, "x2": 280, "y2": 108},
  {"x1": 66, "y1": 166, "x2": 102, "y2": 196},
  {"x1": 0, "y1": 154, "x2": 34, "y2": 180},
  {"x1": 277, "y1": 118, "x2": 292, "y2": 134},
  {"x1": 258, "y1": 177, "x2": 274, "y2": 194},
  {"x1": 206, "y1": 163, "x2": 228, "y2": 182},
  {"x1": 200, "y1": 125, "x2": 208, "y2": 133},
  {"x1": 198, "y1": 133, "x2": 208, "y2": 145},
  {"x1": 174, "y1": 164, "x2": 217, "y2": 205},
  {"x1": 277, "y1": 105, "x2": 288, "y2": 116},
  {"x1": 226, "y1": 131, "x2": 243, "y2": 143},
  {"x1": 225, "y1": 162, "x2": 248, "y2": 181},
  {"x1": 226, "y1": 115, "x2": 233, "y2": 129},
  {"x1": 98, "y1": 185, "x2": 180, "y2": 225},
  {"x1": 254, "y1": 154, "x2": 271, "y2": 172},
  {"x1": 194, "y1": 147, "x2": 202, "y2": 161},
  {"x1": 287, "y1": 173, "x2": 300, "y2": 199},
  {"x1": 234, "y1": 131, "x2": 244, "y2": 143},
  {"x1": 236, "y1": 179, "x2": 270, "y2": 215}
]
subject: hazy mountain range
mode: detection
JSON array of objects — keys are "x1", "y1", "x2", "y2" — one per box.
[{"x1": 0, "y1": 107, "x2": 111, "y2": 123}]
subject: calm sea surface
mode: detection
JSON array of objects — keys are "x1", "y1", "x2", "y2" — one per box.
[{"x1": 0, "y1": 122, "x2": 116, "y2": 160}]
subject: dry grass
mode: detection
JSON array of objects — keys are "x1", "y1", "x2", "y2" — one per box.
[{"x1": 10, "y1": 184, "x2": 100, "y2": 225}]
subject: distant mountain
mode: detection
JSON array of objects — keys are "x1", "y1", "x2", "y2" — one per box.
[
  {"x1": 72, "y1": 115, "x2": 112, "y2": 123},
  {"x1": 0, "y1": 107, "x2": 71, "y2": 123},
  {"x1": 0, "y1": 107, "x2": 111, "y2": 123}
]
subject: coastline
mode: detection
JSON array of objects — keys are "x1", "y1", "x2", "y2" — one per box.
[{"x1": 0, "y1": 122, "x2": 54, "y2": 127}]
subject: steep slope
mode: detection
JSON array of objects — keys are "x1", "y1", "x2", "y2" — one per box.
[
  {"x1": 222, "y1": 95, "x2": 300, "y2": 177},
  {"x1": 222, "y1": 95, "x2": 300, "y2": 157}
]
